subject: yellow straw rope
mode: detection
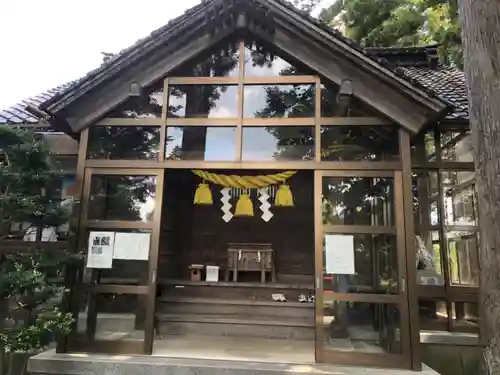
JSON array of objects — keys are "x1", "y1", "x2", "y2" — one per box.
[{"x1": 191, "y1": 170, "x2": 296, "y2": 189}]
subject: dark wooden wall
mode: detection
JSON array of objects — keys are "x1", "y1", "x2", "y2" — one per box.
[{"x1": 158, "y1": 170, "x2": 315, "y2": 281}]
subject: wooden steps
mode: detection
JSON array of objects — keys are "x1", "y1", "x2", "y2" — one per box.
[
  {"x1": 158, "y1": 279, "x2": 314, "y2": 301},
  {"x1": 156, "y1": 279, "x2": 315, "y2": 340},
  {"x1": 156, "y1": 296, "x2": 314, "y2": 318}
]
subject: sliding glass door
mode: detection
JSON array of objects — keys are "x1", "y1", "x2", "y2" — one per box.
[{"x1": 314, "y1": 170, "x2": 412, "y2": 368}]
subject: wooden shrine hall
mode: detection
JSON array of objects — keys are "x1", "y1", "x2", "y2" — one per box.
[{"x1": 0, "y1": 0, "x2": 479, "y2": 374}]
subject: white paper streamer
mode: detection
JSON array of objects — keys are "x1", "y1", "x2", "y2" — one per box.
[
  {"x1": 258, "y1": 188, "x2": 273, "y2": 222},
  {"x1": 221, "y1": 188, "x2": 233, "y2": 222}
]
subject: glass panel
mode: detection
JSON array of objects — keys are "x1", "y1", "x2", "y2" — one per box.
[
  {"x1": 441, "y1": 131, "x2": 473, "y2": 162},
  {"x1": 416, "y1": 231, "x2": 444, "y2": 285},
  {"x1": 165, "y1": 126, "x2": 237, "y2": 161},
  {"x1": 322, "y1": 301, "x2": 402, "y2": 354},
  {"x1": 441, "y1": 171, "x2": 477, "y2": 226},
  {"x1": 322, "y1": 176, "x2": 395, "y2": 226},
  {"x1": 425, "y1": 131, "x2": 437, "y2": 161},
  {"x1": 451, "y1": 302, "x2": 479, "y2": 333},
  {"x1": 241, "y1": 126, "x2": 314, "y2": 161},
  {"x1": 57, "y1": 175, "x2": 77, "y2": 238},
  {"x1": 88, "y1": 175, "x2": 156, "y2": 222},
  {"x1": 243, "y1": 41, "x2": 312, "y2": 76},
  {"x1": 106, "y1": 80, "x2": 164, "y2": 119},
  {"x1": 243, "y1": 85, "x2": 315, "y2": 118},
  {"x1": 79, "y1": 228, "x2": 151, "y2": 285},
  {"x1": 447, "y1": 230, "x2": 479, "y2": 286},
  {"x1": 53, "y1": 156, "x2": 78, "y2": 172},
  {"x1": 87, "y1": 126, "x2": 160, "y2": 160},
  {"x1": 413, "y1": 172, "x2": 439, "y2": 227},
  {"x1": 76, "y1": 292, "x2": 145, "y2": 342},
  {"x1": 169, "y1": 41, "x2": 240, "y2": 77},
  {"x1": 167, "y1": 85, "x2": 238, "y2": 118},
  {"x1": 321, "y1": 126, "x2": 399, "y2": 161},
  {"x1": 419, "y1": 300, "x2": 449, "y2": 332},
  {"x1": 321, "y1": 84, "x2": 380, "y2": 117},
  {"x1": 323, "y1": 234, "x2": 398, "y2": 294}
]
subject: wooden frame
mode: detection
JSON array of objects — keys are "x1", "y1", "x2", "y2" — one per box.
[
  {"x1": 61, "y1": 39, "x2": 422, "y2": 368},
  {"x1": 64, "y1": 168, "x2": 165, "y2": 355},
  {"x1": 412, "y1": 126, "x2": 480, "y2": 341},
  {"x1": 53, "y1": 38, "x2": 477, "y2": 369},
  {"x1": 314, "y1": 164, "x2": 414, "y2": 369},
  {"x1": 83, "y1": 40, "x2": 395, "y2": 170}
]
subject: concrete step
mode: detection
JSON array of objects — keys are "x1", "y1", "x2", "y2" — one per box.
[
  {"x1": 156, "y1": 296, "x2": 314, "y2": 319},
  {"x1": 156, "y1": 313, "x2": 314, "y2": 340},
  {"x1": 29, "y1": 350, "x2": 441, "y2": 375}
]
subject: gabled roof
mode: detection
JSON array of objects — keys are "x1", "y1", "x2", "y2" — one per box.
[{"x1": 1, "y1": 0, "x2": 467, "y2": 130}]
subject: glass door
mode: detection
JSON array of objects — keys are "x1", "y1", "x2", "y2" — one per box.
[
  {"x1": 314, "y1": 170, "x2": 412, "y2": 368},
  {"x1": 67, "y1": 168, "x2": 163, "y2": 354}
]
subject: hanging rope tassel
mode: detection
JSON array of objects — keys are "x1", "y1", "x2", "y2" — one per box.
[
  {"x1": 275, "y1": 184, "x2": 294, "y2": 207},
  {"x1": 235, "y1": 193, "x2": 254, "y2": 216},
  {"x1": 194, "y1": 183, "x2": 213, "y2": 205}
]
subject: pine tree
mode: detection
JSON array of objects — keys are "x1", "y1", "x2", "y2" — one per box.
[{"x1": 0, "y1": 126, "x2": 76, "y2": 375}]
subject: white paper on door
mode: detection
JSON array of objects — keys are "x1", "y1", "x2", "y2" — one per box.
[
  {"x1": 325, "y1": 234, "x2": 355, "y2": 275},
  {"x1": 86, "y1": 231, "x2": 115, "y2": 269},
  {"x1": 113, "y1": 232, "x2": 151, "y2": 260}
]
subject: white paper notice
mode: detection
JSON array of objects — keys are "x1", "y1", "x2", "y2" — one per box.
[
  {"x1": 113, "y1": 232, "x2": 151, "y2": 260},
  {"x1": 325, "y1": 234, "x2": 355, "y2": 275},
  {"x1": 87, "y1": 232, "x2": 115, "y2": 269}
]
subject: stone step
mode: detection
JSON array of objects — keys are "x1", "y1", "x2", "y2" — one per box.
[
  {"x1": 28, "y1": 350, "x2": 441, "y2": 375},
  {"x1": 156, "y1": 313, "x2": 314, "y2": 340},
  {"x1": 156, "y1": 296, "x2": 314, "y2": 319}
]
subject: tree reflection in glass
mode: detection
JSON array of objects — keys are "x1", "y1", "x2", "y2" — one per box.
[
  {"x1": 88, "y1": 175, "x2": 156, "y2": 222},
  {"x1": 242, "y1": 126, "x2": 315, "y2": 161},
  {"x1": 321, "y1": 126, "x2": 399, "y2": 161},
  {"x1": 87, "y1": 126, "x2": 160, "y2": 160},
  {"x1": 322, "y1": 176, "x2": 395, "y2": 226}
]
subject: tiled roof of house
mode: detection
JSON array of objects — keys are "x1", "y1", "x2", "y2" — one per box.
[
  {"x1": 0, "y1": 0, "x2": 468, "y2": 125},
  {"x1": 0, "y1": 82, "x2": 74, "y2": 125},
  {"x1": 365, "y1": 45, "x2": 468, "y2": 121},
  {"x1": 397, "y1": 66, "x2": 468, "y2": 120}
]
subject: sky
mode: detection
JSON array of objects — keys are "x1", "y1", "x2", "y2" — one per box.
[{"x1": 0, "y1": 0, "x2": 334, "y2": 110}]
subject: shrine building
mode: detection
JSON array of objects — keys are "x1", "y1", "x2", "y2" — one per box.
[{"x1": 0, "y1": 0, "x2": 478, "y2": 374}]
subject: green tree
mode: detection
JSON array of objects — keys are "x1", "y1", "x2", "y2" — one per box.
[
  {"x1": 0, "y1": 126, "x2": 75, "y2": 375},
  {"x1": 319, "y1": 0, "x2": 462, "y2": 67}
]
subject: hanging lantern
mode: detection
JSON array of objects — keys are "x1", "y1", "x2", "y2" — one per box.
[
  {"x1": 193, "y1": 182, "x2": 213, "y2": 205},
  {"x1": 275, "y1": 184, "x2": 294, "y2": 207}
]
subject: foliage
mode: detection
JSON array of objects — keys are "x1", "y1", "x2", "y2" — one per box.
[
  {"x1": 318, "y1": 0, "x2": 462, "y2": 67},
  {"x1": 292, "y1": 0, "x2": 323, "y2": 14},
  {"x1": 0, "y1": 126, "x2": 76, "y2": 373},
  {"x1": 0, "y1": 128, "x2": 71, "y2": 235}
]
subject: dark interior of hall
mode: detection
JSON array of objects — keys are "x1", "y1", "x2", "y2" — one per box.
[{"x1": 158, "y1": 169, "x2": 315, "y2": 283}]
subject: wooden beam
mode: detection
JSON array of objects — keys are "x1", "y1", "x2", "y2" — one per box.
[
  {"x1": 255, "y1": 24, "x2": 436, "y2": 133},
  {"x1": 65, "y1": 27, "x2": 236, "y2": 132}
]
